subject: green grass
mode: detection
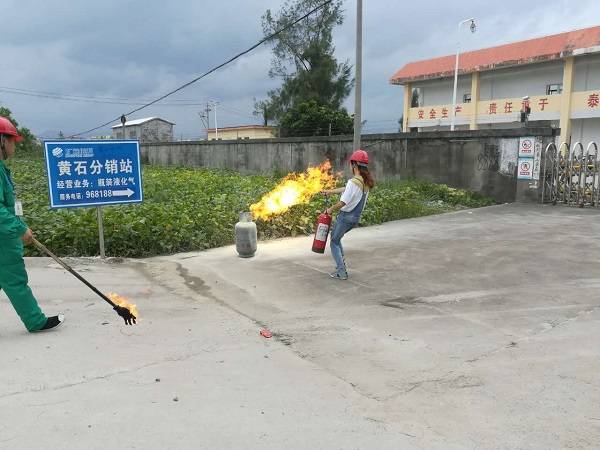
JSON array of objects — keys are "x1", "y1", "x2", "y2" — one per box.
[{"x1": 7, "y1": 156, "x2": 494, "y2": 258}]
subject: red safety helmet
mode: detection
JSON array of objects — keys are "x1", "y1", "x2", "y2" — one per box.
[
  {"x1": 349, "y1": 149, "x2": 369, "y2": 167},
  {"x1": 0, "y1": 117, "x2": 23, "y2": 142}
]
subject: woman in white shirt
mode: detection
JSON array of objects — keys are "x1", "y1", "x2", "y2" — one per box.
[{"x1": 321, "y1": 150, "x2": 374, "y2": 280}]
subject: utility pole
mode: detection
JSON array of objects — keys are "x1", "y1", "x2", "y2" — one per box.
[
  {"x1": 206, "y1": 102, "x2": 211, "y2": 130},
  {"x1": 202, "y1": 102, "x2": 212, "y2": 139},
  {"x1": 451, "y1": 18, "x2": 476, "y2": 131},
  {"x1": 212, "y1": 101, "x2": 219, "y2": 139},
  {"x1": 353, "y1": 0, "x2": 363, "y2": 151}
]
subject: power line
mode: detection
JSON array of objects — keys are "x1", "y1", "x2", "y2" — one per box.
[
  {"x1": 0, "y1": 86, "x2": 209, "y2": 107},
  {"x1": 0, "y1": 86, "x2": 156, "y2": 103},
  {"x1": 69, "y1": 0, "x2": 336, "y2": 138},
  {"x1": 0, "y1": 86, "x2": 262, "y2": 120},
  {"x1": 218, "y1": 104, "x2": 257, "y2": 121}
]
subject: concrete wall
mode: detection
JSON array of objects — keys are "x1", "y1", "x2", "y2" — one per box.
[
  {"x1": 140, "y1": 120, "x2": 173, "y2": 142},
  {"x1": 128, "y1": 126, "x2": 140, "y2": 140},
  {"x1": 141, "y1": 128, "x2": 557, "y2": 204}
]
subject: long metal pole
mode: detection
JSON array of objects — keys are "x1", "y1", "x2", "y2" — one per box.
[
  {"x1": 450, "y1": 18, "x2": 475, "y2": 132},
  {"x1": 206, "y1": 102, "x2": 211, "y2": 139},
  {"x1": 32, "y1": 238, "x2": 137, "y2": 325},
  {"x1": 97, "y1": 206, "x2": 105, "y2": 259},
  {"x1": 353, "y1": 0, "x2": 363, "y2": 150},
  {"x1": 32, "y1": 238, "x2": 117, "y2": 308},
  {"x1": 450, "y1": 42, "x2": 460, "y2": 131},
  {"x1": 214, "y1": 102, "x2": 219, "y2": 140}
]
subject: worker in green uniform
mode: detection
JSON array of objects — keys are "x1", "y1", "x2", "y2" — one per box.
[{"x1": 0, "y1": 116, "x2": 64, "y2": 332}]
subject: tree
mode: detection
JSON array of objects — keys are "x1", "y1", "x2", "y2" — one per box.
[
  {"x1": 279, "y1": 100, "x2": 353, "y2": 137},
  {"x1": 0, "y1": 107, "x2": 41, "y2": 154},
  {"x1": 255, "y1": 0, "x2": 353, "y2": 124}
]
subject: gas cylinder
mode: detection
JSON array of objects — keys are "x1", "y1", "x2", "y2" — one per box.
[
  {"x1": 235, "y1": 212, "x2": 257, "y2": 258},
  {"x1": 312, "y1": 211, "x2": 332, "y2": 254}
]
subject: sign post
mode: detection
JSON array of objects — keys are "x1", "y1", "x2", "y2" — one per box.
[
  {"x1": 97, "y1": 207, "x2": 106, "y2": 258},
  {"x1": 43, "y1": 140, "x2": 143, "y2": 258}
]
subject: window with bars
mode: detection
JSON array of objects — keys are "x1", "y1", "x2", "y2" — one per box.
[{"x1": 546, "y1": 83, "x2": 563, "y2": 95}]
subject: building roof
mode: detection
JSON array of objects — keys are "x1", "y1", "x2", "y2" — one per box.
[
  {"x1": 390, "y1": 25, "x2": 600, "y2": 85},
  {"x1": 207, "y1": 125, "x2": 276, "y2": 132},
  {"x1": 111, "y1": 117, "x2": 175, "y2": 128}
]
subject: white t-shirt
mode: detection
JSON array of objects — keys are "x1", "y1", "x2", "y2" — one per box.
[{"x1": 340, "y1": 178, "x2": 368, "y2": 212}]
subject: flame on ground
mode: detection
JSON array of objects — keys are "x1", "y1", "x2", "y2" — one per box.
[
  {"x1": 250, "y1": 160, "x2": 337, "y2": 220},
  {"x1": 106, "y1": 293, "x2": 139, "y2": 318}
]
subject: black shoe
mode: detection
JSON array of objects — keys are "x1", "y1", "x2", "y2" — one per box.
[{"x1": 33, "y1": 314, "x2": 65, "y2": 332}]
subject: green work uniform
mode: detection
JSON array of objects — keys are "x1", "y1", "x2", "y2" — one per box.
[{"x1": 0, "y1": 160, "x2": 47, "y2": 331}]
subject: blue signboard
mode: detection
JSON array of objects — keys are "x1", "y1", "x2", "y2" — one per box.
[{"x1": 44, "y1": 140, "x2": 143, "y2": 208}]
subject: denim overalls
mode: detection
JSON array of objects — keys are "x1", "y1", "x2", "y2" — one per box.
[{"x1": 330, "y1": 176, "x2": 368, "y2": 274}]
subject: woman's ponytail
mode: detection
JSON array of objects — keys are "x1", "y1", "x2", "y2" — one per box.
[{"x1": 359, "y1": 166, "x2": 375, "y2": 189}]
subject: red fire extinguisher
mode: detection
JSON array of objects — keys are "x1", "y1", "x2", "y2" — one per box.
[{"x1": 312, "y1": 197, "x2": 332, "y2": 254}]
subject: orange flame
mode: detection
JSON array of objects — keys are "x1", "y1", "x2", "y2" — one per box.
[
  {"x1": 106, "y1": 293, "x2": 139, "y2": 318},
  {"x1": 250, "y1": 161, "x2": 337, "y2": 220}
]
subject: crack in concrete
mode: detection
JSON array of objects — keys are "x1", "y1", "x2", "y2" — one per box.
[
  {"x1": 540, "y1": 303, "x2": 600, "y2": 332},
  {"x1": 328, "y1": 372, "x2": 386, "y2": 403},
  {"x1": 465, "y1": 303, "x2": 600, "y2": 365},
  {"x1": 0, "y1": 349, "x2": 214, "y2": 400},
  {"x1": 466, "y1": 341, "x2": 519, "y2": 364},
  {"x1": 364, "y1": 417, "x2": 419, "y2": 438}
]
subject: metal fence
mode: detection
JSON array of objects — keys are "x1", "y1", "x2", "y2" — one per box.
[{"x1": 542, "y1": 141, "x2": 599, "y2": 207}]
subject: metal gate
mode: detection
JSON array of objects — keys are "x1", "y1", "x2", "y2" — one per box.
[{"x1": 541, "y1": 141, "x2": 599, "y2": 207}]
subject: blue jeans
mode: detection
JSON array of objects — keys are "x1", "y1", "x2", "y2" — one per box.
[{"x1": 330, "y1": 213, "x2": 358, "y2": 272}]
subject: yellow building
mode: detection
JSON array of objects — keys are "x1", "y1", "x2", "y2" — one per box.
[
  {"x1": 207, "y1": 125, "x2": 277, "y2": 141},
  {"x1": 390, "y1": 26, "x2": 600, "y2": 145}
]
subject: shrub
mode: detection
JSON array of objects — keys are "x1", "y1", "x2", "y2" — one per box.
[{"x1": 7, "y1": 157, "x2": 494, "y2": 257}]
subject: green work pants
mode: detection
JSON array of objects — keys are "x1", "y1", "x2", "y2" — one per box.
[{"x1": 0, "y1": 238, "x2": 47, "y2": 332}]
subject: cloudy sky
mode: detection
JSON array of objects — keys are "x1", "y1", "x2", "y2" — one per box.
[{"x1": 1, "y1": 0, "x2": 599, "y2": 138}]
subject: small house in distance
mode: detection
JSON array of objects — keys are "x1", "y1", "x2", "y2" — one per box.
[
  {"x1": 112, "y1": 117, "x2": 175, "y2": 142},
  {"x1": 207, "y1": 125, "x2": 277, "y2": 140}
]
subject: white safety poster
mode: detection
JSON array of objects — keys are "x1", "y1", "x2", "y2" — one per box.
[
  {"x1": 519, "y1": 137, "x2": 535, "y2": 158},
  {"x1": 517, "y1": 158, "x2": 534, "y2": 179}
]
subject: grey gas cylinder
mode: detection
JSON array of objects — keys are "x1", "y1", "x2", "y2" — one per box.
[{"x1": 235, "y1": 212, "x2": 257, "y2": 258}]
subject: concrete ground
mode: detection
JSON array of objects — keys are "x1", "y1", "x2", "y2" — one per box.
[{"x1": 1, "y1": 204, "x2": 599, "y2": 449}]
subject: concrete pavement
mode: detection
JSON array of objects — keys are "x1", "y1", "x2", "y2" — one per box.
[{"x1": 1, "y1": 204, "x2": 599, "y2": 449}]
